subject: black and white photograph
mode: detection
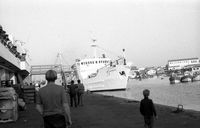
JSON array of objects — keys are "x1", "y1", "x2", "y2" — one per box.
[{"x1": 0, "y1": 0, "x2": 200, "y2": 128}]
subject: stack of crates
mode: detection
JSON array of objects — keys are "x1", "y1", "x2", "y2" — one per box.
[
  {"x1": 0, "y1": 87, "x2": 18, "y2": 123},
  {"x1": 22, "y1": 86, "x2": 36, "y2": 104}
]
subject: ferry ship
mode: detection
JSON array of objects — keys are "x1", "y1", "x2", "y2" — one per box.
[
  {"x1": 0, "y1": 25, "x2": 30, "y2": 88},
  {"x1": 74, "y1": 39, "x2": 130, "y2": 92}
]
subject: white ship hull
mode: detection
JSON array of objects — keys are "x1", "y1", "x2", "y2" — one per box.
[{"x1": 78, "y1": 65, "x2": 130, "y2": 92}]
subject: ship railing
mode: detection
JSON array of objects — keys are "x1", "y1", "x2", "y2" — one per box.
[{"x1": 97, "y1": 57, "x2": 126, "y2": 71}]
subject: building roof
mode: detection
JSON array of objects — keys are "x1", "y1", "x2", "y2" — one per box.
[{"x1": 168, "y1": 57, "x2": 199, "y2": 62}]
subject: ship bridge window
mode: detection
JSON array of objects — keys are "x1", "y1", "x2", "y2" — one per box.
[
  {"x1": 96, "y1": 61, "x2": 98, "y2": 64},
  {"x1": 81, "y1": 62, "x2": 83, "y2": 65}
]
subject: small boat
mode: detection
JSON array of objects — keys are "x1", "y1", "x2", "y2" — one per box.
[
  {"x1": 169, "y1": 76, "x2": 181, "y2": 84},
  {"x1": 192, "y1": 74, "x2": 200, "y2": 81},
  {"x1": 181, "y1": 75, "x2": 192, "y2": 82}
]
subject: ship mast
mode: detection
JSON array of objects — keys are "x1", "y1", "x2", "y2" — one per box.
[
  {"x1": 56, "y1": 53, "x2": 67, "y2": 88},
  {"x1": 122, "y1": 49, "x2": 126, "y2": 65},
  {"x1": 91, "y1": 39, "x2": 97, "y2": 58}
]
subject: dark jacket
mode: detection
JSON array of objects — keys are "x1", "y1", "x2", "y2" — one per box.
[
  {"x1": 68, "y1": 84, "x2": 78, "y2": 96},
  {"x1": 140, "y1": 97, "x2": 157, "y2": 117}
]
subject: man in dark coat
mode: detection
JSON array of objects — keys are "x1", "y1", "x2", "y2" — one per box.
[{"x1": 68, "y1": 80, "x2": 78, "y2": 107}]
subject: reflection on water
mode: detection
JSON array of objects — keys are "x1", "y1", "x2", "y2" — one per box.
[{"x1": 96, "y1": 77, "x2": 200, "y2": 111}]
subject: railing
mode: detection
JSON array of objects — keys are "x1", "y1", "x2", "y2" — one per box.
[
  {"x1": 0, "y1": 42, "x2": 21, "y2": 69},
  {"x1": 20, "y1": 61, "x2": 31, "y2": 72},
  {"x1": 30, "y1": 65, "x2": 72, "y2": 75}
]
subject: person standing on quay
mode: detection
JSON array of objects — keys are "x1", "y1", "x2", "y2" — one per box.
[
  {"x1": 68, "y1": 80, "x2": 78, "y2": 107},
  {"x1": 77, "y1": 79, "x2": 85, "y2": 106},
  {"x1": 36, "y1": 70, "x2": 72, "y2": 128},
  {"x1": 140, "y1": 89, "x2": 157, "y2": 128}
]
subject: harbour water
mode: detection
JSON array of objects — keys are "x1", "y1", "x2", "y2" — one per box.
[{"x1": 96, "y1": 77, "x2": 200, "y2": 111}]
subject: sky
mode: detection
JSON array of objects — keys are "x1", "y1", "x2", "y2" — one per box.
[{"x1": 0, "y1": 0, "x2": 200, "y2": 67}]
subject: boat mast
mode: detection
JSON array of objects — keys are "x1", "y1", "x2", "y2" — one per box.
[{"x1": 91, "y1": 39, "x2": 97, "y2": 58}]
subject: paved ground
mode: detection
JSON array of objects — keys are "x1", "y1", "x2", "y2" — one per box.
[{"x1": 0, "y1": 93, "x2": 200, "y2": 128}]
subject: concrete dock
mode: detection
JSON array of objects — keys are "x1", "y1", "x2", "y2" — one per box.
[{"x1": 0, "y1": 93, "x2": 200, "y2": 128}]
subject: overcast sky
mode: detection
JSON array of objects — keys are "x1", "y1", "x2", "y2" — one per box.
[{"x1": 1, "y1": 0, "x2": 200, "y2": 67}]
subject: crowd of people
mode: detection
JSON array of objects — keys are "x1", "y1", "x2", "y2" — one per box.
[{"x1": 0, "y1": 25, "x2": 26, "y2": 61}]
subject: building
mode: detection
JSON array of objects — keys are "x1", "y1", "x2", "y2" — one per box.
[{"x1": 168, "y1": 58, "x2": 199, "y2": 70}]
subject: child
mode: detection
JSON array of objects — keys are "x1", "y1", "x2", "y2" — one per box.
[{"x1": 140, "y1": 89, "x2": 157, "y2": 128}]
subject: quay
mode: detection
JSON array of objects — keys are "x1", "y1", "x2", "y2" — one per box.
[{"x1": 0, "y1": 93, "x2": 200, "y2": 128}]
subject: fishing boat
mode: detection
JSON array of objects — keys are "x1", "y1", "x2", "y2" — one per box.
[
  {"x1": 192, "y1": 72, "x2": 200, "y2": 81},
  {"x1": 181, "y1": 75, "x2": 192, "y2": 82},
  {"x1": 169, "y1": 76, "x2": 181, "y2": 84},
  {"x1": 193, "y1": 75, "x2": 200, "y2": 81},
  {"x1": 74, "y1": 39, "x2": 130, "y2": 92},
  {"x1": 169, "y1": 72, "x2": 182, "y2": 84},
  {"x1": 182, "y1": 65, "x2": 200, "y2": 82}
]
